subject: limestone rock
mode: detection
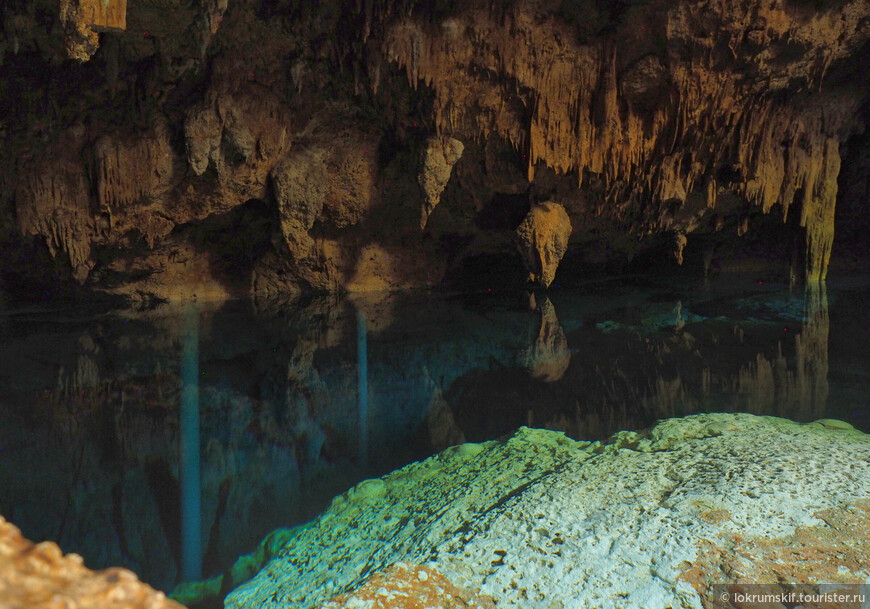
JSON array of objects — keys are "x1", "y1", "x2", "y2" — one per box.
[
  {"x1": 184, "y1": 104, "x2": 223, "y2": 177},
  {"x1": 225, "y1": 413, "x2": 870, "y2": 609},
  {"x1": 3, "y1": 0, "x2": 870, "y2": 300},
  {"x1": 184, "y1": 86, "x2": 291, "y2": 188},
  {"x1": 92, "y1": 120, "x2": 174, "y2": 214},
  {"x1": 674, "y1": 230, "x2": 688, "y2": 265},
  {"x1": 14, "y1": 130, "x2": 93, "y2": 283},
  {"x1": 271, "y1": 147, "x2": 329, "y2": 260},
  {"x1": 514, "y1": 202, "x2": 572, "y2": 287},
  {"x1": 0, "y1": 515, "x2": 185, "y2": 609},
  {"x1": 418, "y1": 136, "x2": 464, "y2": 228},
  {"x1": 58, "y1": 0, "x2": 102, "y2": 61},
  {"x1": 15, "y1": 120, "x2": 175, "y2": 285}
]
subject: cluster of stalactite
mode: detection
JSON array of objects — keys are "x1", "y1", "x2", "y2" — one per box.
[
  {"x1": 15, "y1": 120, "x2": 175, "y2": 282},
  {"x1": 377, "y1": 0, "x2": 869, "y2": 280},
  {"x1": 3, "y1": 0, "x2": 869, "y2": 299}
]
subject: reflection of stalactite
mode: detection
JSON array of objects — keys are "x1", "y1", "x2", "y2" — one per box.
[
  {"x1": 521, "y1": 294, "x2": 570, "y2": 382},
  {"x1": 56, "y1": 356, "x2": 100, "y2": 394},
  {"x1": 634, "y1": 286, "x2": 829, "y2": 423},
  {"x1": 736, "y1": 353, "x2": 777, "y2": 414},
  {"x1": 701, "y1": 282, "x2": 830, "y2": 420},
  {"x1": 729, "y1": 284, "x2": 828, "y2": 421},
  {"x1": 797, "y1": 282, "x2": 830, "y2": 417},
  {"x1": 646, "y1": 376, "x2": 690, "y2": 420}
]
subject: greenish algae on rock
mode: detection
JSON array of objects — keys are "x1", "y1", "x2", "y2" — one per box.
[{"x1": 225, "y1": 414, "x2": 870, "y2": 609}]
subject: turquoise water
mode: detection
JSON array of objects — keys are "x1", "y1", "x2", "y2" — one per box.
[{"x1": 0, "y1": 274, "x2": 867, "y2": 592}]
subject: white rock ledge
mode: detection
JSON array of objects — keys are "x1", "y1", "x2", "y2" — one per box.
[{"x1": 225, "y1": 413, "x2": 870, "y2": 609}]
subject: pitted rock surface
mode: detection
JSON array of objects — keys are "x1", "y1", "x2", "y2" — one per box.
[{"x1": 225, "y1": 414, "x2": 870, "y2": 609}]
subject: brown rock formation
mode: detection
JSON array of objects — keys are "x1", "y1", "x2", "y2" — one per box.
[
  {"x1": 58, "y1": 0, "x2": 104, "y2": 61},
  {"x1": 0, "y1": 514, "x2": 185, "y2": 609},
  {"x1": 515, "y1": 201, "x2": 572, "y2": 287},
  {"x1": 418, "y1": 135, "x2": 464, "y2": 228},
  {"x1": 381, "y1": 0, "x2": 869, "y2": 281}
]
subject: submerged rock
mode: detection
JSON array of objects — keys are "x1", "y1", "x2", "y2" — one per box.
[{"x1": 226, "y1": 414, "x2": 870, "y2": 609}]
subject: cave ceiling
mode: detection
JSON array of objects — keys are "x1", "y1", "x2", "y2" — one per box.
[{"x1": 1, "y1": 0, "x2": 869, "y2": 302}]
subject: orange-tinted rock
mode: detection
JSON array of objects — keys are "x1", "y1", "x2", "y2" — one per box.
[
  {"x1": 515, "y1": 202, "x2": 572, "y2": 287},
  {"x1": 3, "y1": 0, "x2": 870, "y2": 301},
  {"x1": 681, "y1": 499, "x2": 870, "y2": 609},
  {"x1": 418, "y1": 136, "x2": 464, "y2": 229},
  {"x1": 58, "y1": 0, "x2": 102, "y2": 60},
  {"x1": 318, "y1": 562, "x2": 496, "y2": 609},
  {"x1": 0, "y1": 514, "x2": 185, "y2": 609}
]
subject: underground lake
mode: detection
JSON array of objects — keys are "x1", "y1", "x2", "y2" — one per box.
[{"x1": 1, "y1": 273, "x2": 869, "y2": 607}]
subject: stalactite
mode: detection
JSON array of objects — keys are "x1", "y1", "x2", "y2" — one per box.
[
  {"x1": 380, "y1": 0, "x2": 868, "y2": 280},
  {"x1": 15, "y1": 156, "x2": 93, "y2": 282},
  {"x1": 92, "y1": 121, "x2": 172, "y2": 210}
]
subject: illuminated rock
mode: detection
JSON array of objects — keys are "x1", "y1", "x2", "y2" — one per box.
[
  {"x1": 1, "y1": 0, "x2": 869, "y2": 299},
  {"x1": 226, "y1": 414, "x2": 870, "y2": 609},
  {"x1": 418, "y1": 136, "x2": 464, "y2": 229},
  {"x1": 514, "y1": 202, "x2": 572, "y2": 287},
  {"x1": 0, "y1": 515, "x2": 184, "y2": 609}
]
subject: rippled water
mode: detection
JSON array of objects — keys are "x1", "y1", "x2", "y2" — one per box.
[{"x1": 1, "y1": 274, "x2": 868, "y2": 592}]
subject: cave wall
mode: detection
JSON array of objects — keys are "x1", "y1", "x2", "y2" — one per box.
[{"x1": 1, "y1": 0, "x2": 869, "y2": 302}]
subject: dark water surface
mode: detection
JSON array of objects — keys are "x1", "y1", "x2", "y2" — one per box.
[{"x1": 1, "y1": 274, "x2": 868, "y2": 592}]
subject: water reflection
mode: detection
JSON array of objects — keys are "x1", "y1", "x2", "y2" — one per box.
[
  {"x1": 521, "y1": 294, "x2": 570, "y2": 382},
  {"x1": 0, "y1": 278, "x2": 863, "y2": 591},
  {"x1": 179, "y1": 304, "x2": 202, "y2": 581},
  {"x1": 356, "y1": 309, "x2": 368, "y2": 465}
]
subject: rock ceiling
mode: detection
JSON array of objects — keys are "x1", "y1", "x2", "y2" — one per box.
[{"x1": 1, "y1": 0, "x2": 869, "y2": 301}]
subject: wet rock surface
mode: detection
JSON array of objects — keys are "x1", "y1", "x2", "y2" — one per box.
[{"x1": 226, "y1": 413, "x2": 870, "y2": 609}]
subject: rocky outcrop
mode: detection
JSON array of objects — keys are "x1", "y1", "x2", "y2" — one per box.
[
  {"x1": 514, "y1": 202, "x2": 572, "y2": 287},
  {"x1": 226, "y1": 414, "x2": 870, "y2": 609},
  {"x1": 0, "y1": 515, "x2": 185, "y2": 609},
  {"x1": 183, "y1": 84, "x2": 291, "y2": 190},
  {"x1": 58, "y1": 0, "x2": 104, "y2": 61},
  {"x1": 418, "y1": 136, "x2": 464, "y2": 228}
]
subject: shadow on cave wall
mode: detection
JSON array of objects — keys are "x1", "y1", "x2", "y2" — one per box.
[{"x1": 192, "y1": 198, "x2": 278, "y2": 289}]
